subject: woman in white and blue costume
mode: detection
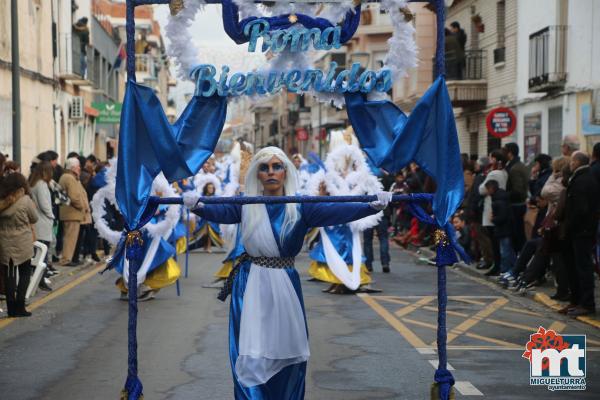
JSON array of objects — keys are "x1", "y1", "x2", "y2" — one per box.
[{"x1": 185, "y1": 147, "x2": 391, "y2": 400}]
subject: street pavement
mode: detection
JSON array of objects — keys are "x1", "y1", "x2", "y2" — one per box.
[{"x1": 1, "y1": 244, "x2": 599, "y2": 399}]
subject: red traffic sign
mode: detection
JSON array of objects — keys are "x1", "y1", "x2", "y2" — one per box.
[
  {"x1": 296, "y1": 127, "x2": 309, "y2": 141},
  {"x1": 486, "y1": 107, "x2": 517, "y2": 138}
]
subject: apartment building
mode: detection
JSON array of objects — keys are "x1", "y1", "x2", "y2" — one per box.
[
  {"x1": 445, "y1": 0, "x2": 518, "y2": 157},
  {"x1": 448, "y1": 0, "x2": 600, "y2": 160},
  {"x1": 516, "y1": 0, "x2": 600, "y2": 160},
  {"x1": 94, "y1": 0, "x2": 174, "y2": 108},
  {"x1": 0, "y1": 0, "x2": 172, "y2": 168},
  {"x1": 0, "y1": 0, "x2": 56, "y2": 167},
  {"x1": 54, "y1": 0, "x2": 124, "y2": 162}
]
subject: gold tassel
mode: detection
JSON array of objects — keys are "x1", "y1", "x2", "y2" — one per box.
[
  {"x1": 430, "y1": 383, "x2": 455, "y2": 400},
  {"x1": 433, "y1": 229, "x2": 449, "y2": 247},
  {"x1": 169, "y1": 0, "x2": 184, "y2": 16},
  {"x1": 120, "y1": 389, "x2": 144, "y2": 400},
  {"x1": 126, "y1": 230, "x2": 144, "y2": 248}
]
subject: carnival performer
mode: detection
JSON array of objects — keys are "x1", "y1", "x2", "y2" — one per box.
[
  {"x1": 170, "y1": 178, "x2": 194, "y2": 255},
  {"x1": 291, "y1": 153, "x2": 311, "y2": 195},
  {"x1": 221, "y1": 139, "x2": 254, "y2": 196},
  {"x1": 91, "y1": 161, "x2": 181, "y2": 301},
  {"x1": 212, "y1": 140, "x2": 254, "y2": 280},
  {"x1": 191, "y1": 163, "x2": 225, "y2": 252},
  {"x1": 184, "y1": 147, "x2": 391, "y2": 400},
  {"x1": 307, "y1": 129, "x2": 383, "y2": 293}
]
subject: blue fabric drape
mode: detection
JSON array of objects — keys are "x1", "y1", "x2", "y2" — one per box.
[
  {"x1": 221, "y1": 0, "x2": 361, "y2": 45},
  {"x1": 345, "y1": 76, "x2": 464, "y2": 226},
  {"x1": 108, "y1": 231, "x2": 175, "y2": 276},
  {"x1": 116, "y1": 80, "x2": 227, "y2": 230}
]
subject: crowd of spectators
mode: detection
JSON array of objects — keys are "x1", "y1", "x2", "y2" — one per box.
[
  {"x1": 0, "y1": 151, "x2": 109, "y2": 317},
  {"x1": 386, "y1": 137, "x2": 600, "y2": 317},
  {"x1": 2, "y1": 138, "x2": 599, "y2": 318}
]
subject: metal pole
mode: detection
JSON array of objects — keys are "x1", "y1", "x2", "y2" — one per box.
[
  {"x1": 318, "y1": 102, "x2": 322, "y2": 159},
  {"x1": 185, "y1": 208, "x2": 190, "y2": 278},
  {"x1": 11, "y1": 0, "x2": 21, "y2": 164}
]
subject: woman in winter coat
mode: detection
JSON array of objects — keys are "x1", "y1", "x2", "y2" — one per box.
[
  {"x1": 29, "y1": 162, "x2": 56, "y2": 274},
  {"x1": 0, "y1": 173, "x2": 38, "y2": 317}
]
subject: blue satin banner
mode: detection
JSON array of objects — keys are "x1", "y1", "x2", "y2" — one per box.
[
  {"x1": 116, "y1": 80, "x2": 227, "y2": 230},
  {"x1": 345, "y1": 76, "x2": 464, "y2": 225}
]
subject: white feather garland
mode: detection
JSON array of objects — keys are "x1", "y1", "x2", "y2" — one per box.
[
  {"x1": 306, "y1": 144, "x2": 383, "y2": 231},
  {"x1": 380, "y1": 0, "x2": 418, "y2": 81},
  {"x1": 165, "y1": 0, "x2": 205, "y2": 80},
  {"x1": 91, "y1": 160, "x2": 181, "y2": 246},
  {"x1": 164, "y1": 0, "x2": 418, "y2": 108}
]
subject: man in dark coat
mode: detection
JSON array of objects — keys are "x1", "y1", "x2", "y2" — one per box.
[
  {"x1": 503, "y1": 143, "x2": 529, "y2": 253},
  {"x1": 450, "y1": 21, "x2": 467, "y2": 50},
  {"x1": 444, "y1": 28, "x2": 464, "y2": 80},
  {"x1": 563, "y1": 152, "x2": 600, "y2": 316},
  {"x1": 591, "y1": 142, "x2": 600, "y2": 186}
]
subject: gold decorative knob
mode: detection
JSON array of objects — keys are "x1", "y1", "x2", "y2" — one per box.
[
  {"x1": 288, "y1": 14, "x2": 298, "y2": 24},
  {"x1": 169, "y1": 0, "x2": 184, "y2": 16}
]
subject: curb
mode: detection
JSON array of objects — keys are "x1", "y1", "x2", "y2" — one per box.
[
  {"x1": 401, "y1": 244, "x2": 600, "y2": 331},
  {"x1": 533, "y1": 292, "x2": 600, "y2": 329}
]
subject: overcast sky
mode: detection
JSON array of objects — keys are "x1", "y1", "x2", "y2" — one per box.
[{"x1": 154, "y1": 4, "x2": 265, "y2": 113}]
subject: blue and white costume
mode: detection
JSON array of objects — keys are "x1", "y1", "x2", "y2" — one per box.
[
  {"x1": 194, "y1": 201, "x2": 379, "y2": 399},
  {"x1": 187, "y1": 147, "x2": 387, "y2": 400},
  {"x1": 92, "y1": 164, "x2": 182, "y2": 297},
  {"x1": 191, "y1": 168, "x2": 225, "y2": 250},
  {"x1": 306, "y1": 130, "x2": 382, "y2": 289}
]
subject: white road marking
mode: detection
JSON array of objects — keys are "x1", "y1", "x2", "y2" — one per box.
[
  {"x1": 454, "y1": 381, "x2": 484, "y2": 396},
  {"x1": 417, "y1": 347, "x2": 436, "y2": 354},
  {"x1": 428, "y1": 360, "x2": 455, "y2": 370}
]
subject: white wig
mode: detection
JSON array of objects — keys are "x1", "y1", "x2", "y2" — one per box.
[{"x1": 242, "y1": 147, "x2": 299, "y2": 245}]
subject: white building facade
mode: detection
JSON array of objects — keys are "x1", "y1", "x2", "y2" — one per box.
[{"x1": 515, "y1": 0, "x2": 600, "y2": 161}]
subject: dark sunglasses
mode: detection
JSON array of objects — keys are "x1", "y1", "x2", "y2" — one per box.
[{"x1": 258, "y1": 163, "x2": 286, "y2": 173}]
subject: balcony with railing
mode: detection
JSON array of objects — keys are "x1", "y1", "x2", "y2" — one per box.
[
  {"x1": 133, "y1": 54, "x2": 158, "y2": 83},
  {"x1": 528, "y1": 25, "x2": 567, "y2": 92},
  {"x1": 57, "y1": 34, "x2": 93, "y2": 86},
  {"x1": 444, "y1": 49, "x2": 487, "y2": 107}
]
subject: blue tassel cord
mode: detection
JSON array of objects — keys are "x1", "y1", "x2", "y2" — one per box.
[{"x1": 122, "y1": 230, "x2": 145, "y2": 400}]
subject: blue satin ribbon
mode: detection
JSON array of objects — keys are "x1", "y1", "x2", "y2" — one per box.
[
  {"x1": 345, "y1": 76, "x2": 464, "y2": 226},
  {"x1": 221, "y1": 0, "x2": 361, "y2": 45},
  {"x1": 116, "y1": 80, "x2": 227, "y2": 230}
]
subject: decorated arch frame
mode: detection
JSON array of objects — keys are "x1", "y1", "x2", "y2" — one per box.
[{"x1": 116, "y1": 1, "x2": 464, "y2": 399}]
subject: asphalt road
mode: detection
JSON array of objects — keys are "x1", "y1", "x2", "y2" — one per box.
[{"x1": 1, "y1": 244, "x2": 599, "y2": 399}]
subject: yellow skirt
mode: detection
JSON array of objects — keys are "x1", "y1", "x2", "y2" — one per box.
[
  {"x1": 214, "y1": 260, "x2": 233, "y2": 279},
  {"x1": 308, "y1": 261, "x2": 372, "y2": 285},
  {"x1": 117, "y1": 258, "x2": 182, "y2": 293},
  {"x1": 175, "y1": 236, "x2": 187, "y2": 255},
  {"x1": 193, "y1": 225, "x2": 225, "y2": 248}
]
